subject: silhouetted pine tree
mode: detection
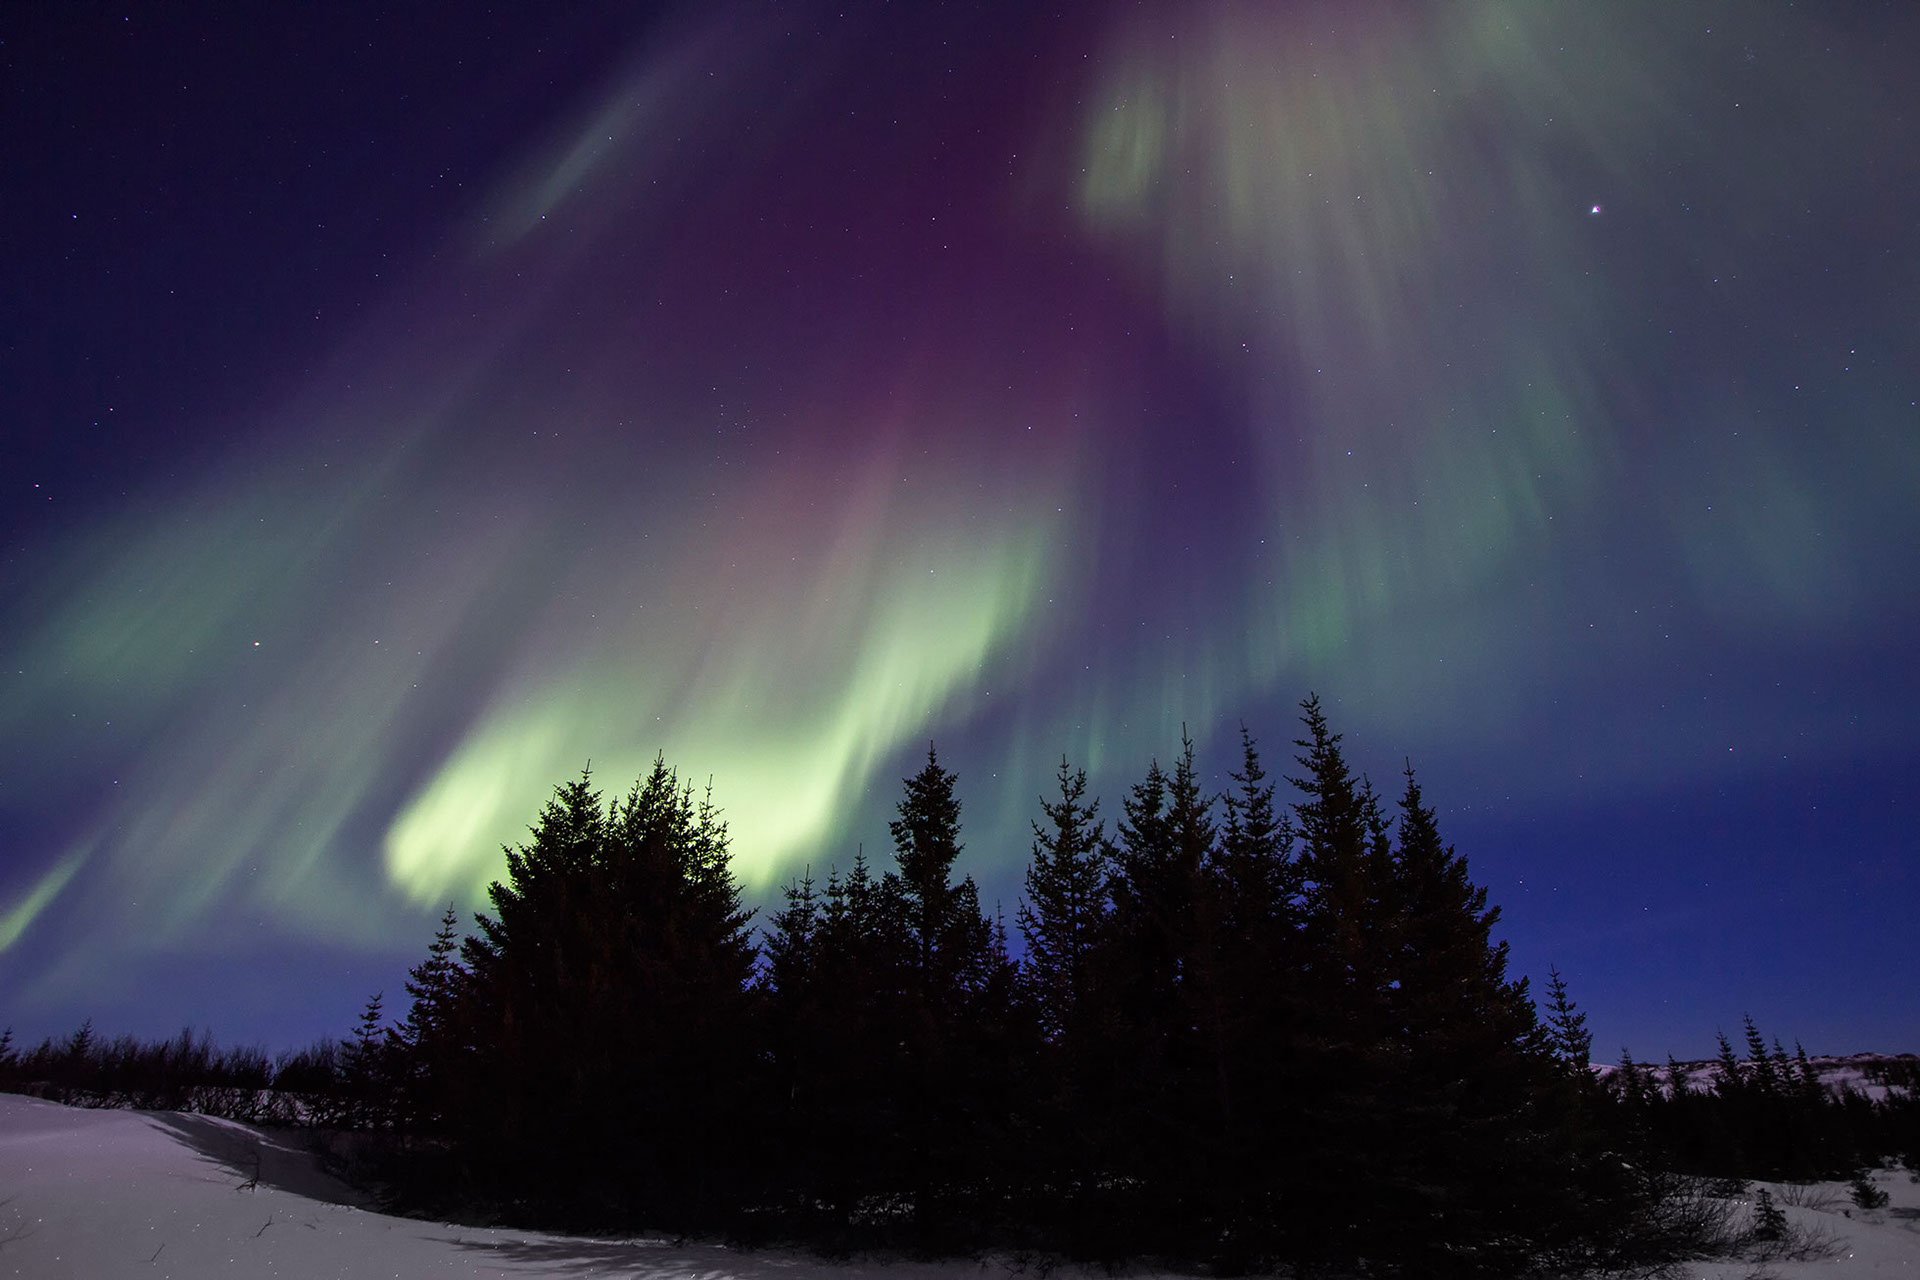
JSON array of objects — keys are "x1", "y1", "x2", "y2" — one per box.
[
  {"x1": 1793, "y1": 1042, "x2": 1822, "y2": 1102},
  {"x1": 1205, "y1": 726, "x2": 1308, "y2": 1264},
  {"x1": 960, "y1": 904, "x2": 1032, "y2": 1242},
  {"x1": 1094, "y1": 734, "x2": 1223, "y2": 1255},
  {"x1": 762, "y1": 850, "x2": 911, "y2": 1229},
  {"x1": 1018, "y1": 757, "x2": 1112, "y2": 1049},
  {"x1": 757, "y1": 867, "x2": 820, "y2": 1216},
  {"x1": 1703, "y1": 1028, "x2": 1756, "y2": 1171},
  {"x1": 449, "y1": 760, "x2": 759, "y2": 1228},
  {"x1": 1213, "y1": 726, "x2": 1303, "y2": 950},
  {"x1": 1165, "y1": 733, "x2": 1231, "y2": 1203},
  {"x1": 1167, "y1": 725, "x2": 1305, "y2": 1266},
  {"x1": 392, "y1": 905, "x2": 465, "y2": 1134},
  {"x1": 1538, "y1": 966, "x2": 1611, "y2": 1199},
  {"x1": 447, "y1": 767, "x2": 605, "y2": 1202},
  {"x1": 1284, "y1": 697, "x2": 1398, "y2": 1270},
  {"x1": 1274, "y1": 700, "x2": 1630, "y2": 1276},
  {"x1": 878, "y1": 748, "x2": 1026, "y2": 1247},
  {"x1": 1744, "y1": 1015, "x2": 1782, "y2": 1098},
  {"x1": 340, "y1": 992, "x2": 393, "y2": 1130},
  {"x1": 1713, "y1": 1029, "x2": 1746, "y2": 1097},
  {"x1": 888, "y1": 747, "x2": 967, "y2": 999},
  {"x1": 65, "y1": 1018, "x2": 97, "y2": 1088},
  {"x1": 763, "y1": 868, "x2": 818, "y2": 1000},
  {"x1": 1666, "y1": 1055, "x2": 1691, "y2": 1098},
  {"x1": 1544, "y1": 966, "x2": 1594, "y2": 1075},
  {"x1": 1382, "y1": 764, "x2": 1579, "y2": 1276},
  {"x1": 1015, "y1": 757, "x2": 1115, "y2": 1247}
]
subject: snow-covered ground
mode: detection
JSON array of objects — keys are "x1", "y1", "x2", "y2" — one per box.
[
  {"x1": 1682, "y1": 1170, "x2": 1920, "y2": 1278},
  {"x1": 2, "y1": 1092, "x2": 1916, "y2": 1278},
  {"x1": 0, "y1": 1094, "x2": 1010, "y2": 1279}
]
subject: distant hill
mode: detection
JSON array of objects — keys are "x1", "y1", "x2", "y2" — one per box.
[{"x1": 1596, "y1": 1051, "x2": 1920, "y2": 1103}]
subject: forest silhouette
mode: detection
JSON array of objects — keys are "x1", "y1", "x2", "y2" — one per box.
[{"x1": 5, "y1": 697, "x2": 1915, "y2": 1277}]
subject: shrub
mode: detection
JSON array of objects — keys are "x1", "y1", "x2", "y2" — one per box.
[
  {"x1": 1751, "y1": 1188, "x2": 1785, "y2": 1242},
  {"x1": 1849, "y1": 1171, "x2": 1888, "y2": 1211}
]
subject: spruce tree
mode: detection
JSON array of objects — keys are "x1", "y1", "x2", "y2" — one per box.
[
  {"x1": 451, "y1": 760, "x2": 759, "y2": 1228},
  {"x1": 1276, "y1": 702, "x2": 1615, "y2": 1276},
  {"x1": 888, "y1": 746, "x2": 967, "y2": 998},
  {"x1": 606, "y1": 762, "x2": 760, "y2": 1220},
  {"x1": 1385, "y1": 764, "x2": 1571, "y2": 1275},
  {"x1": 393, "y1": 905, "x2": 465, "y2": 1133},
  {"x1": 1165, "y1": 733, "x2": 1234, "y2": 1206},
  {"x1": 1753, "y1": 1188, "x2": 1787, "y2": 1241},
  {"x1": 1289, "y1": 697, "x2": 1383, "y2": 998},
  {"x1": 399, "y1": 907, "x2": 462, "y2": 1048},
  {"x1": 1744, "y1": 1015, "x2": 1782, "y2": 1098},
  {"x1": 1793, "y1": 1041, "x2": 1822, "y2": 1103},
  {"x1": 759, "y1": 867, "x2": 824, "y2": 1216},
  {"x1": 1016, "y1": 758, "x2": 1115, "y2": 1246},
  {"x1": 341, "y1": 992, "x2": 391, "y2": 1130},
  {"x1": 1206, "y1": 726, "x2": 1306, "y2": 1261},
  {"x1": 767, "y1": 852, "x2": 905, "y2": 1224},
  {"x1": 1713, "y1": 1030, "x2": 1746, "y2": 1097},
  {"x1": 876, "y1": 749, "x2": 1019, "y2": 1247},
  {"x1": 1544, "y1": 965, "x2": 1594, "y2": 1074},
  {"x1": 1213, "y1": 725, "x2": 1299, "y2": 942},
  {"x1": 1850, "y1": 1170, "x2": 1889, "y2": 1210},
  {"x1": 1108, "y1": 738, "x2": 1214, "y2": 1040},
  {"x1": 1018, "y1": 757, "x2": 1112, "y2": 1047},
  {"x1": 65, "y1": 1018, "x2": 95, "y2": 1068},
  {"x1": 1100, "y1": 736, "x2": 1221, "y2": 1250},
  {"x1": 1666, "y1": 1054, "x2": 1693, "y2": 1100},
  {"x1": 763, "y1": 868, "x2": 819, "y2": 999},
  {"x1": 1284, "y1": 698, "x2": 1393, "y2": 1270},
  {"x1": 453, "y1": 766, "x2": 607, "y2": 1197}
]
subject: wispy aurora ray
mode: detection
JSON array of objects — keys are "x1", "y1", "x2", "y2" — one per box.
[
  {"x1": 1059, "y1": 2, "x2": 1916, "y2": 734},
  {"x1": 384, "y1": 440, "x2": 1068, "y2": 900},
  {"x1": 1073, "y1": 4, "x2": 1635, "y2": 679},
  {"x1": 0, "y1": 17, "x2": 1080, "y2": 973}
]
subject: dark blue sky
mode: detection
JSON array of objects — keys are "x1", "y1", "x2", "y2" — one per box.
[{"x1": 3, "y1": 1, "x2": 1916, "y2": 1059}]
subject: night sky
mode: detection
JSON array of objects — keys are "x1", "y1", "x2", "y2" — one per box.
[{"x1": 4, "y1": 2, "x2": 1916, "y2": 1061}]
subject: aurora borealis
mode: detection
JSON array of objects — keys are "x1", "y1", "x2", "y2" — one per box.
[{"x1": 5, "y1": 2, "x2": 1917, "y2": 1055}]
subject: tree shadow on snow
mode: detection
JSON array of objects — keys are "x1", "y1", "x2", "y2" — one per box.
[
  {"x1": 143, "y1": 1112, "x2": 372, "y2": 1209},
  {"x1": 442, "y1": 1233, "x2": 999, "y2": 1279}
]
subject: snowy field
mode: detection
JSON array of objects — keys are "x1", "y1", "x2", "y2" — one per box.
[
  {"x1": 2, "y1": 1093, "x2": 1916, "y2": 1278},
  {"x1": 1681, "y1": 1167, "x2": 1920, "y2": 1280}
]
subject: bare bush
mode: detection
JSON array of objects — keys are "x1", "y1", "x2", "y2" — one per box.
[
  {"x1": 1775, "y1": 1180, "x2": 1840, "y2": 1212},
  {"x1": 1593, "y1": 1173, "x2": 1745, "y2": 1276}
]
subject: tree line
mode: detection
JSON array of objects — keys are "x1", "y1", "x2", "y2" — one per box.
[
  {"x1": 1603, "y1": 1016, "x2": 1919, "y2": 1184},
  {"x1": 3, "y1": 696, "x2": 1914, "y2": 1276}
]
